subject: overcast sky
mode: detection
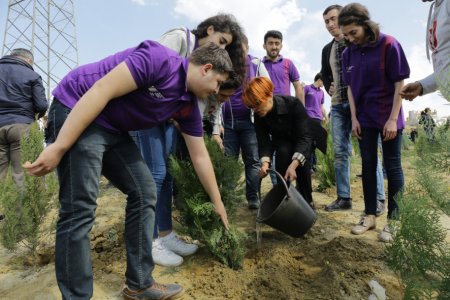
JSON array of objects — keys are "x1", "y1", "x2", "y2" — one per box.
[{"x1": 1, "y1": 0, "x2": 448, "y2": 118}]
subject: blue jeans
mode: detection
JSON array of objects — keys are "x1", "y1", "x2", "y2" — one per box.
[
  {"x1": 137, "y1": 123, "x2": 177, "y2": 238},
  {"x1": 47, "y1": 100, "x2": 156, "y2": 299},
  {"x1": 359, "y1": 127, "x2": 403, "y2": 219},
  {"x1": 223, "y1": 119, "x2": 260, "y2": 203},
  {"x1": 331, "y1": 103, "x2": 353, "y2": 198},
  {"x1": 331, "y1": 103, "x2": 385, "y2": 200}
]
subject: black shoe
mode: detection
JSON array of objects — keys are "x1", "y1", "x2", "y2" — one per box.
[
  {"x1": 248, "y1": 200, "x2": 260, "y2": 210},
  {"x1": 376, "y1": 200, "x2": 385, "y2": 216},
  {"x1": 0, "y1": 214, "x2": 4, "y2": 221},
  {"x1": 324, "y1": 198, "x2": 352, "y2": 211},
  {"x1": 122, "y1": 282, "x2": 184, "y2": 300}
]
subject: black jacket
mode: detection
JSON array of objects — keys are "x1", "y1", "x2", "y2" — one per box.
[
  {"x1": 320, "y1": 39, "x2": 334, "y2": 96},
  {"x1": 0, "y1": 56, "x2": 48, "y2": 127},
  {"x1": 254, "y1": 95, "x2": 327, "y2": 160}
]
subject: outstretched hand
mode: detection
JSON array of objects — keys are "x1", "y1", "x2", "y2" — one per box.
[
  {"x1": 22, "y1": 143, "x2": 65, "y2": 177},
  {"x1": 400, "y1": 82, "x2": 422, "y2": 101},
  {"x1": 214, "y1": 201, "x2": 229, "y2": 230},
  {"x1": 212, "y1": 134, "x2": 224, "y2": 151}
]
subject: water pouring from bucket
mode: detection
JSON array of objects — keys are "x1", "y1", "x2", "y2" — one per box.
[{"x1": 256, "y1": 170, "x2": 316, "y2": 238}]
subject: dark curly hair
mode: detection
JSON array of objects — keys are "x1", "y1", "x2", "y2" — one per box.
[
  {"x1": 191, "y1": 14, "x2": 246, "y2": 85},
  {"x1": 338, "y1": 3, "x2": 380, "y2": 46}
]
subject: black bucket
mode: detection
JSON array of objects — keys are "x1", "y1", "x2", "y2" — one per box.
[{"x1": 257, "y1": 170, "x2": 316, "y2": 237}]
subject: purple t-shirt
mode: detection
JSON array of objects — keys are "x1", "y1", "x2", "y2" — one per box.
[
  {"x1": 223, "y1": 55, "x2": 257, "y2": 121},
  {"x1": 342, "y1": 33, "x2": 410, "y2": 130},
  {"x1": 52, "y1": 40, "x2": 203, "y2": 137},
  {"x1": 263, "y1": 55, "x2": 300, "y2": 96},
  {"x1": 304, "y1": 84, "x2": 324, "y2": 120}
]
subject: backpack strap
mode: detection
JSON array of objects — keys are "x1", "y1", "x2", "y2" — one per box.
[
  {"x1": 186, "y1": 27, "x2": 192, "y2": 55},
  {"x1": 256, "y1": 58, "x2": 262, "y2": 77}
]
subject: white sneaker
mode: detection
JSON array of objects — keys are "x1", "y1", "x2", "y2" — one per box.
[
  {"x1": 152, "y1": 239, "x2": 183, "y2": 267},
  {"x1": 160, "y1": 231, "x2": 198, "y2": 256},
  {"x1": 378, "y1": 224, "x2": 393, "y2": 243}
]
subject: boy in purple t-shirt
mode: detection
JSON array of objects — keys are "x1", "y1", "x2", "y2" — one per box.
[
  {"x1": 23, "y1": 42, "x2": 232, "y2": 300},
  {"x1": 304, "y1": 73, "x2": 326, "y2": 122},
  {"x1": 262, "y1": 30, "x2": 304, "y2": 185},
  {"x1": 262, "y1": 30, "x2": 304, "y2": 102},
  {"x1": 339, "y1": 3, "x2": 410, "y2": 243},
  {"x1": 304, "y1": 72, "x2": 326, "y2": 172}
]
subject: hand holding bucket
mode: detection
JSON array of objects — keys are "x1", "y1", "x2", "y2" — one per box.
[{"x1": 257, "y1": 170, "x2": 316, "y2": 237}]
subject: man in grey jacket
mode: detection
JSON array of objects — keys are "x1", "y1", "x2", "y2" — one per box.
[
  {"x1": 0, "y1": 48, "x2": 48, "y2": 190},
  {"x1": 401, "y1": 0, "x2": 450, "y2": 100}
]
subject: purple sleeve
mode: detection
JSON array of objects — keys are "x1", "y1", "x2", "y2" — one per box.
[
  {"x1": 175, "y1": 100, "x2": 203, "y2": 137},
  {"x1": 289, "y1": 61, "x2": 300, "y2": 82},
  {"x1": 385, "y1": 38, "x2": 410, "y2": 83}
]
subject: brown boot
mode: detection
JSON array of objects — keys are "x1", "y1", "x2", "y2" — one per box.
[{"x1": 351, "y1": 215, "x2": 376, "y2": 235}]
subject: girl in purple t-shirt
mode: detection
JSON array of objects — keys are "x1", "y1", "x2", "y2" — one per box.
[{"x1": 339, "y1": 3, "x2": 410, "y2": 242}]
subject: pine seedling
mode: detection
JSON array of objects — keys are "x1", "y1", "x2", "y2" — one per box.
[
  {"x1": 386, "y1": 124, "x2": 450, "y2": 299},
  {"x1": 169, "y1": 137, "x2": 247, "y2": 269},
  {"x1": 0, "y1": 123, "x2": 58, "y2": 256}
]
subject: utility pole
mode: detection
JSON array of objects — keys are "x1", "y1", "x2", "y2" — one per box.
[{"x1": 2, "y1": 0, "x2": 78, "y2": 99}]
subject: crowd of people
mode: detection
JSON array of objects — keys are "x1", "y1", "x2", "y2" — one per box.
[{"x1": 0, "y1": 1, "x2": 448, "y2": 299}]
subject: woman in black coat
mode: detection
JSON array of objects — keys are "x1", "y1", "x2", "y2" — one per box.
[{"x1": 242, "y1": 77, "x2": 327, "y2": 207}]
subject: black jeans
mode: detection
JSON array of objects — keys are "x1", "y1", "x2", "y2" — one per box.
[{"x1": 274, "y1": 139, "x2": 313, "y2": 204}]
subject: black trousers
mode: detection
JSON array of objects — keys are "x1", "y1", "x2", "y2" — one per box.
[{"x1": 274, "y1": 139, "x2": 313, "y2": 204}]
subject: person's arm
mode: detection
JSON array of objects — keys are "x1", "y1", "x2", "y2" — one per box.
[
  {"x1": 290, "y1": 100, "x2": 313, "y2": 181},
  {"x1": 182, "y1": 133, "x2": 229, "y2": 229},
  {"x1": 23, "y1": 62, "x2": 138, "y2": 176},
  {"x1": 320, "y1": 91, "x2": 327, "y2": 122},
  {"x1": 400, "y1": 73, "x2": 437, "y2": 101},
  {"x1": 321, "y1": 103, "x2": 327, "y2": 122},
  {"x1": 254, "y1": 115, "x2": 272, "y2": 178},
  {"x1": 293, "y1": 80, "x2": 305, "y2": 105},
  {"x1": 255, "y1": 58, "x2": 271, "y2": 79},
  {"x1": 159, "y1": 27, "x2": 190, "y2": 56},
  {"x1": 347, "y1": 86, "x2": 361, "y2": 139},
  {"x1": 383, "y1": 80, "x2": 404, "y2": 141},
  {"x1": 320, "y1": 42, "x2": 333, "y2": 96},
  {"x1": 31, "y1": 76, "x2": 49, "y2": 118},
  {"x1": 211, "y1": 104, "x2": 224, "y2": 150}
]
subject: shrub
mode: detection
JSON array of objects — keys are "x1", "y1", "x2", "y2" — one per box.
[
  {"x1": 386, "y1": 125, "x2": 450, "y2": 299},
  {"x1": 169, "y1": 137, "x2": 247, "y2": 269},
  {"x1": 0, "y1": 123, "x2": 58, "y2": 256}
]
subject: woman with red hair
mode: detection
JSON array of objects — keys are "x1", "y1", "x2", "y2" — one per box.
[{"x1": 242, "y1": 77, "x2": 326, "y2": 207}]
